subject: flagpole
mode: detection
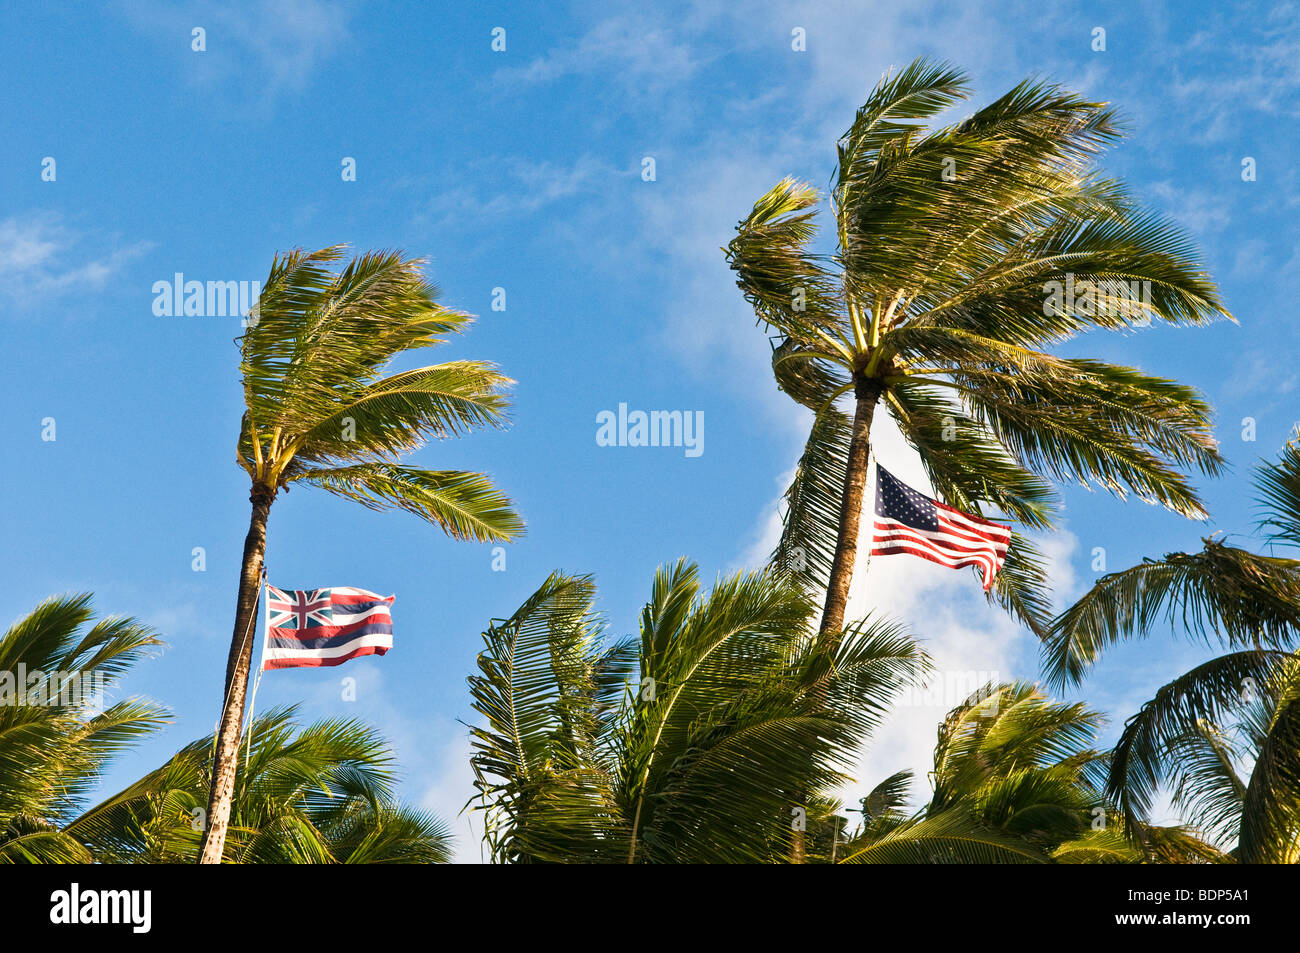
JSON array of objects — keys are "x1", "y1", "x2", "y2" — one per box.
[
  {"x1": 244, "y1": 569, "x2": 268, "y2": 765},
  {"x1": 862, "y1": 447, "x2": 877, "y2": 583}
]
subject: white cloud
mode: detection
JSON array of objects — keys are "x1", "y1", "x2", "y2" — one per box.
[
  {"x1": 0, "y1": 214, "x2": 151, "y2": 307},
  {"x1": 416, "y1": 154, "x2": 626, "y2": 228},
  {"x1": 117, "y1": 0, "x2": 351, "y2": 99},
  {"x1": 494, "y1": 13, "x2": 703, "y2": 96},
  {"x1": 417, "y1": 732, "x2": 485, "y2": 864}
]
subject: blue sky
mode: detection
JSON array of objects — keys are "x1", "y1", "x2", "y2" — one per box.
[{"x1": 3, "y1": 0, "x2": 1298, "y2": 860}]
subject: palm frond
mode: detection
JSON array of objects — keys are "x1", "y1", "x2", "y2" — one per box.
[
  {"x1": 1238, "y1": 661, "x2": 1300, "y2": 863},
  {"x1": 291, "y1": 463, "x2": 523, "y2": 542},
  {"x1": 1044, "y1": 541, "x2": 1300, "y2": 688},
  {"x1": 1255, "y1": 438, "x2": 1300, "y2": 547},
  {"x1": 838, "y1": 810, "x2": 1049, "y2": 864},
  {"x1": 1106, "y1": 650, "x2": 1290, "y2": 828}
]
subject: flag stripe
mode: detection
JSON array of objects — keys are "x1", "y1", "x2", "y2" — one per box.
[
  {"x1": 264, "y1": 643, "x2": 390, "y2": 669},
  {"x1": 268, "y1": 622, "x2": 394, "y2": 649},
  {"x1": 262, "y1": 586, "x2": 395, "y2": 670},
  {"x1": 874, "y1": 519, "x2": 1007, "y2": 555},
  {"x1": 872, "y1": 534, "x2": 1006, "y2": 568},
  {"x1": 870, "y1": 466, "x2": 1010, "y2": 592},
  {"x1": 931, "y1": 500, "x2": 1013, "y2": 538},
  {"x1": 264, "y1": 632, "x2": 392, "y2": 659},
  {"x1": 873, "y1": 540, "x2": 997, "y2": 574}
]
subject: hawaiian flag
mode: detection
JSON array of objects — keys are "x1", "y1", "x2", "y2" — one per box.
[
  {"x1": 263, "y1": 586, "x2": 394, "y2": 670},
  {"x1": 870, "y1": 467, "x2": 1011, "y2": 591}
]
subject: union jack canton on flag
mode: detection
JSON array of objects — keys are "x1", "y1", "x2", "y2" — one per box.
[{"x1": 263, "y1": 586, "x2": 395, "y2": 670}]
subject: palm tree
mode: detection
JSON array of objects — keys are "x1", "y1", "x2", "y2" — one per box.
[
  {"x1": 71, "y1": 706, "x2": 452, "y2": 863},
  {"x1": 201, "y1": 246, "x2": 524, "y2": 863},
  {"x1": 837, "y1": 682, "x2": 1224, "y2": 863},
  {"x1": 1045, "y1": 438, "x2": 1300, "y2": 860},
  {"x1": 726, "y1": 58, "x2": 1230, "y2": 639},
  {"x1": 467, "y1": 561, "x2": 928, "y2": 862},
  {"x1": 0, "y1": 594, "x2": 165, "y2": 862}
]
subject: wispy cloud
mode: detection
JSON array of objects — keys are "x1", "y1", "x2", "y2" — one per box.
[
  {"x1": 0, "y1": 214, "x2": 151, "y2": 307},
  {"x1": 493, "y1": 13, "x2": 704, "y2": 97},
  {"x1": 117, "y1": 0, "x2": 351, "y2": 100},
  {"x1": 416, "y1": 154, "x2": 626, "y2": 225},
  {"x1": 1170, "y1": 3, "x2": 1300, "y2": 140}
]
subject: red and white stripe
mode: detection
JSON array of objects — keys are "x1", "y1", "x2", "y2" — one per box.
[
  {"x1": 262, "y1": 586, "x2": 395, "y2": 670},
  {"x1": 871, "y1": 499, "x2": 1011, "y2": 591}
]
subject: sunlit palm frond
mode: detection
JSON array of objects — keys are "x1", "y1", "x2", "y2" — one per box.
[
  {"x1": 0, "y1": 596, "x2": 166, "y2": 862},
  {"x1": 468, "y1": 572, "x2": 626, "y2": 863},
  {"x1": 838, "y1": 809, "x2": 1049, "y2": 864},
  {"x1": 1238, "y1": 660, "x2": 1300, "y2": 863},
  {"x1": 1166, "y1": 718, "x2": 1249, "y2": 849},
  {"x1": 73, "y1": 706, "x2": 447, "y2": 864},
  {"x1": 726, "y1": 178, "x2": 840, "y2": 339},
  {"x1": 291, "y1": 463, "x2": 524, "y2": 543},
  {"x1": 289, "y1": 361, "x2": 512, "y2": 466},
  {"x1": 469, "y1": 565, "x2": 927, "y2": 863}
]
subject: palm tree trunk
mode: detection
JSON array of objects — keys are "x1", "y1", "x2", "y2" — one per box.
[
  {"x1": 198, "y1": 485, "x2": 273, "y2": 864},
  {"x1": 819, "y1": 378, "x2": 880, "y2": 636},
  {"x1": 793, "y1": 378, "x2": 879, "y2": 865}
]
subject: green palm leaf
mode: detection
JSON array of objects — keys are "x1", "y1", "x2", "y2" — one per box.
[
  {"x1": 1043, "y1": 541, "x2": 1300, "y2": 688},
  {"x1": 291, "y1": 463, "x2": 524, "y2": 543}
]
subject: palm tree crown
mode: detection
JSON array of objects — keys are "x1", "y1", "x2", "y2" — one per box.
[
  {"x1": 238, "y1": 244, "x2": 522, "y2": 539},
  {"x1": 727, "y1": 58, "x2": 1231, "y2": 638},
  {"x1": 200, "y1": 245, "x2": 522, "y2": 863},
  {"x1": 468, "y1": 562, "x2": 928, "y2": 863},
  {"x1": 0, "y1": 594, "x2": 164, "y2": 863},
  {"x1": 72, "y1": 706, "x2": 452, "y2": 864}
]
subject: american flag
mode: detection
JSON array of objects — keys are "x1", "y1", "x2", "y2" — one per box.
[
  {"x1": 263, "y1": 586, "x2": 394, "y2": 669},
  {"x1": 870, "y1": 466, "x2": 1011, "y2": 591}
]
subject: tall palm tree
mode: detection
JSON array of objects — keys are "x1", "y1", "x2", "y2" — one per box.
[
  {"x1": 467, "y1": 561, "x2": 928, "y2": 862},
  {"x1": 726, "y1": 58, "x2": 1230, "y2": 639},
  {"x1": 201, "y1": 245, "x2": 523, "y2": 863},
  {"x1": 1045, "y1": 439, "x2": 1300, "y2": 860},
  {"x1": 837, "y1": 682, "x2": 1225, "y2": 863},
  {"x1": 71, "y1": 706, "x2": 452, "y2": 863},
  {"x1": 0, "y1": 594, "x2": 165, "y2": 862}
]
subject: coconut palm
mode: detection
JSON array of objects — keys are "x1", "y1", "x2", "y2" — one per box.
[
  {"x1": 837, "y1": 682, "x2": 1224, "y2": 863},
  {"x1": 201, "y1": 246, "x2": 523, "y2": 863},
  {"x1": 71, "y1": 706, "x2": 452, "y2": 863},
  {"x1": 0, "y1": 594, "x2": 165, "y2": 863},
  {"x1": 1045, "y1": 439, "x2": 1300, "y2": 860},
  {"x1": 467, "y1": 561, "x2": 928, "y2": 863},
  {"x1": 726, "y1": 58, "x2": 1230, "y2": 639}
]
